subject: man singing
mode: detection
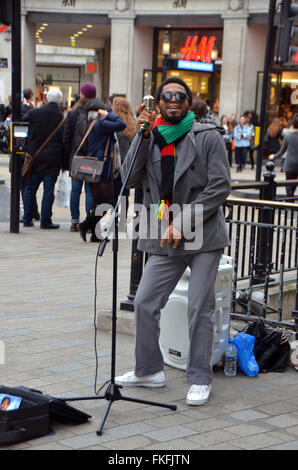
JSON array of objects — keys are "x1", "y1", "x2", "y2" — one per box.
[{"x1": 116, "y1": 77, "x2": 231, "y2": 406}]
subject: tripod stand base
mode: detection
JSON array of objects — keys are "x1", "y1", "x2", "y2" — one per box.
[{"x1": 62, "y1": 383, "x2": 177, "y2": 436}]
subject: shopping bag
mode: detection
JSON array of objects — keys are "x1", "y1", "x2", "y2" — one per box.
[{"x1": 55, "y1": 171, "x2": 70, "y2": 208}]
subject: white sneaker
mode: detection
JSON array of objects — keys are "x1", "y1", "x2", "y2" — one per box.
[
  {"x1": 115, "y1": 370, "x2": 166, "y2": 388},
  {"x1": 186, "y1": 384, "x2": 211, "y2": 406}
]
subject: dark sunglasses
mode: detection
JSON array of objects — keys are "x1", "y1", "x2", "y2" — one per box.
[{"x1": 160, "y1": 91, "x2": 187, "y2": 104}]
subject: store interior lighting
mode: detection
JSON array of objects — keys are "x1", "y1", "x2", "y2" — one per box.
[
  {"x1": 35, "y1": 23, "x2": 48, "y2": 44},
  {"x1": 70, "y1": 24, "x2": 93, "y2": 47}
]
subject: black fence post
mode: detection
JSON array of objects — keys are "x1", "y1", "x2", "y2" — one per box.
[
  {"x1": 254, "y1": 161, "x2": 276, "y2": 284},
  {"x1": 10, "y1": 0, "x2": 22, "y2": 233},
  {"x1": 120, "y1": 185, "x2": 144, "y2": 312},
  {"x1": 292, "y1": 227, "x2": 298, "y2": 339}
]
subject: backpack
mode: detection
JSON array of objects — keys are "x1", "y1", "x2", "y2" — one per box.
[
  {"x1": 0, "y1": 385, "x2": 91, "y2": 446},
  {"x1": 244, "y1": 320, "x2": 290, "y2": 373}
]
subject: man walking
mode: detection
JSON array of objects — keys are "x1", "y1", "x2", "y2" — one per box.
[
  {"x1": 22, "y1": 89, "x2": 67, "y2": 229},
  {"x1": 116, "y1": 77, "x2": 231, "y2": 406}
]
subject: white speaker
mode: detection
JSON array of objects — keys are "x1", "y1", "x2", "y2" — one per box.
[{"x1": 159, "y1": 255, "x2": 233, "y2": 370}]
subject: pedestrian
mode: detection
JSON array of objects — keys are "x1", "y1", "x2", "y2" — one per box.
[
  {"x1": 22, "y1": 89, "x2": 67, "y2": 229},
  {"x1": 21, "y1": 88, "x2": 35, "y2": 118},
  {"x1": 244, "y1": 111, "x2": 255, "y2": 170},
  {"x1": 115, "y1": 77, "x2": 231, "y2": 406},
  {"x1": 112, "y1": 96, "x2": 137, "y2": 219},
  {"x1": 220, "y1": 115, "x2": 234, "y2": 167},
  {"x1": 269, "y1": 113, "x2": 298, "y2": 198},
  {"x1": 264, "y1": 117, "x2": 283, "y2": 158},
  {"x1": 191, "y1": 96, "x2": 225, "y2": 134},
  {"x1": 234, "y1": 115, "x2": 252, "y2": 172},
  {"x1": 63, "y1": 82, "x2": 97, "y2": 232},
  {"x1": 78, "y1": 98, "x2": 126, "y2": 242},
  {"x1": 20, "y1": 89, "x2": 40, "y2": 222}
]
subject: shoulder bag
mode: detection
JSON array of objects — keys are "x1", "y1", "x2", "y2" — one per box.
[
  {"x1": 71, "y1": 119, "x2": 111, "y2": 183},
  {"x1": 22, "y1": 116, "x2": 66, "y2": 179}
]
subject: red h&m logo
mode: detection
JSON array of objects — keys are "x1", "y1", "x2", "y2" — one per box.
[
  {"x1": 87, "y1": 62, "x2": 97, "y2": 73},
  {"x1": 180, "y1": 35, "x2": 216, "y2": 63}
]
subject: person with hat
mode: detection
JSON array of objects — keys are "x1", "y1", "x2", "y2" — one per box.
[{"x1": 63, "y1": 82, "x2": 97, "y2": 232}]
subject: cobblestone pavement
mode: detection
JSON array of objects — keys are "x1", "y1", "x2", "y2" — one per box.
[{"x1": 1, "y1": 155, "x2": 298, "y2": 451}]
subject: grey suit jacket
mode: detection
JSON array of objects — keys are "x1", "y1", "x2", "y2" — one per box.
[{"x1": 121, "y1": 121, "x2": 231, "y2": 256}]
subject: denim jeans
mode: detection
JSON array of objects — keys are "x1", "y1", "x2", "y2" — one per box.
[
  {"x1": 70, "y1": 178, "x2": 93, "y2": 223},
  {"x1": 235, "y1": 147, "x2": 248, "y2": 169},
  {"x1": 23, "y1": 173, "x2": 57, "y2": 225}
]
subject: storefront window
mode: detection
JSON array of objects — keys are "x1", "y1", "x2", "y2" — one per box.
[
  {"x1": 153, "y1": 28, "x2": 223, "y2": 109},
  {"x1": 256, "y1": 70, "x2": 298, "y2": 126},
  {"x1": 156, "y1": 29, "x2": 223, "y2": 68},
  {"x1": 36, "y1": 65, "x2": 80, "y2": 106}
]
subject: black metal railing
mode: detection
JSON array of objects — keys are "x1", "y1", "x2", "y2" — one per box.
[
  {"x1": 223, "y1": 197, "x2": 298, "y2": 332},
  {"x1": 120, "y1": 162, "x2": 298, "y2": 333}
]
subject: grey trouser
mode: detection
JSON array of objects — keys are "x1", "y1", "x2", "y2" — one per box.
[{"x1": 134, "y1": 250, "x2": 222, "y2": 385}]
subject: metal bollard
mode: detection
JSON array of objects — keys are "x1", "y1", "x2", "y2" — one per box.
[
  {"x1": 120, "y1": 185, "x2": 144, "y2": 312},
  {"x1": 253, "y1": 161, "x2": 276, "y2": 284}
]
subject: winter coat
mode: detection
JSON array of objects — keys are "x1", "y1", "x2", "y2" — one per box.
[
  {"x1": 273, "y1": 130, "x2": 298, "y2": 173},
  {"x1": 23, "y1": 102, "x2": 67, "y2": 177},
  {"x1": 86, "y1": 112, "x2": 126, "y2": 181},
  {"x1": 234, "y1": 124, "x2": 252, "y2": 148},
  {"x1": 63, "y1": 104, "x2": 88, "y2": 168},
  {"x1": 121, "y1": 122, "x2": 231, "y2": 256}
]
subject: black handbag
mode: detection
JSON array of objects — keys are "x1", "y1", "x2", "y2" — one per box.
[
  {"x1": 244, "y1": 319, "x2": 290, "y2": 373},
  {"x1": 0, "y1": 385, "x2": 91, "y2": 446},
  {"x1": 71, "y1": 119, "x2": 110, "y2": 183}
]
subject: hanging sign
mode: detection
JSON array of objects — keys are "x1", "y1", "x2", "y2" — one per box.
[
  {"x1": 178, "y1": 60, "x2": 213, "y2": 72},
  {"x1": 180, "y1": 35, "x2": 216, "y2": 63},
  {"x1": 86, "y1": 62, "x2": 97, "y2": 74}
]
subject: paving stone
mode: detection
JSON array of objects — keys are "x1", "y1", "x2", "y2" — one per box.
[
  {"x1": 230, "y1": 433, "x2": 282, "y2": 450},
  {"x1": 59, "y1": 432, "x2": 113, "y2": 449},
  {"x1": 187, "y1": 429, "x2": 239, "y2": 447},
  {"x1": 105, "y1": 422, "x2": 156, "y2": 439},
  {"x1": 228, "y1": 409, "x2": 269, "y2": 422},
  {"x1": 264, "y1": 413, "x2": 298, "y2": 428},
  {"x1": 101, "y1": 435, "x2": 153, "y2": 450},
  {"x1": 267, "y1": 440, "x2": 298, "y2": 450},
  {"x1": 143, "y1": 425, "x2": 198, "y2": 442}
]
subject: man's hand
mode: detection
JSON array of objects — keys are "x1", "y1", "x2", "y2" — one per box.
[
  {"x1": 268, "y1": 154, "x2": 275, "y2": 161},
  {"x1": 137, "y1": 103, "x2": 155, "y2": 138},
  {"x1": 160, "y1": 224, "x2": 183, "y2": 249}
]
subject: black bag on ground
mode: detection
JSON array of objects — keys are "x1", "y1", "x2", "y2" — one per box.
[
  {"x1": 0, "y1": 385, "x2": 91, "y2": 446},
  {"x1": 244, "y1": 319, "x2": 290, "y2": 373}
]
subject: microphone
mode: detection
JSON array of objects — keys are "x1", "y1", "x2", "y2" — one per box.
[
  {"x1": 140, "y1": 95, "x2": 154, "y2": 131},
  {"x1": 143, "y1": 95, "x2": 154, "y2": 112}
]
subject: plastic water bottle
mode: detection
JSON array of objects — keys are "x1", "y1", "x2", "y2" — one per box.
[{"x1": 224, "y1": 340, "x2": 237, "y2": 376}]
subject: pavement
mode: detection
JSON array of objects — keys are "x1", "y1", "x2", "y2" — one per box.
[{"x1": 2, "y1": 154, "x2": 298, "y2": 452}]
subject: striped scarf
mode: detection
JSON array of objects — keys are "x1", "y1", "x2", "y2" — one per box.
[{"x1": 152, "y1": 111, "x2": 195, "y2": 220}]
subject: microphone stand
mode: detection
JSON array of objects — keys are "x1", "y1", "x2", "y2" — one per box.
[{"x1": 61, "y1": 126, "x2": 177, "y2": 436}]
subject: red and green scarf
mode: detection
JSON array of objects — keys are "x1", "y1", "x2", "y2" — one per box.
[{"x1": 152, "y1": 111, "x2": 195, "y2": 220}]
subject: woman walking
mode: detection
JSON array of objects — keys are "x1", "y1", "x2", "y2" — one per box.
[
  {"x1": 112, "y1": 97, "x2": 137, "y2": 219},
  {"x1": 78, "y1": 99, "x2": 126, "y2": 242},
  {"x1": 269, "y1": 114, "x2": 298, "y2": 199},
  {"x1": 234, "y1": 115, "x2": 252, "y2": 172},
  {"x1": 63, "y1": 82, "x2": 97, "y2": 232}
]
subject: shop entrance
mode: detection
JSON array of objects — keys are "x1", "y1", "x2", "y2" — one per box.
[
  {"x1": 256, "y1": 70, "x2": 298, "y2": 126},
  {"x1": 143, "y1": 68, "x2": 221, "y2": 112}
]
